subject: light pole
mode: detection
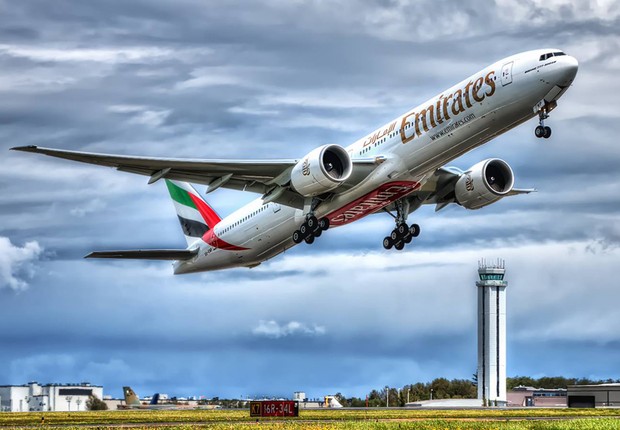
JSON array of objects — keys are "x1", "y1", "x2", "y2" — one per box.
[
  {"x1": 407, "y1": 389, "x2": 410, "y2": 404},
  {"x1": 430, "y1": 389, "x2": 434, "y2": 401},
  {"x1": 76, "y1": 398, "x2": 82, "y2": 411},
  {"x1": 385, "y1": 386, "x2": 389, "y2": 408},
  {"x1": 66, "y1": 396, "x2": 72, "y2": 412}
]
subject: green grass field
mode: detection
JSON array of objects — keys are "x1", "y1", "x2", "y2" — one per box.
[{"x1": 1, "y1": 408, "x2": 619, "y2": 429}]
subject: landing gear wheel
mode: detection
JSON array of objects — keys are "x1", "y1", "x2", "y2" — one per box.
[
  {"x1": 396, "y1": 223, "x2": 408, "y2": 236},
  {"x1": 318, "y1": 217, "x2": 330, "y2": 231},
  {"x1": 543, "y1": 126, "x2": 552, "y2": 139},
  {"x1": 394, "y1": 241, "x2": 405, "y2": 251},
  {"x1": 313, "y1": 228, "x2": 322, "y2": 238},
  {"x1": 535, "y1": 125, "x2": 545, "y2": 138},
  {"x1": 390, "y1": 230, "x2": 399, "y2": 241},
  {"x1": 304, "y1": 235, "x2": 315, "y2": 245},
  {"x1": 292, "y1": 230, "x2": 303, "y2": 244},
  {"x1": 404, "y1": 233, "x2": 412, "y2": 244},
  {"x1": 383, "y1": 237, "x2": 393, "y2": 250},
  {"x1": 306, "y1": 216, "x2": 318, "y2": 229},
  {"x1": 299, "y1": 223, "x2": 309, "y2": 237},
  {"x1": 410, "y1": 224, "x2": 420, "y2": 237}
]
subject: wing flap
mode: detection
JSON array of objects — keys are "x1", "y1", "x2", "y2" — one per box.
[{"x1": 85, "y1": 249, "x2": 198, "y2": 261}]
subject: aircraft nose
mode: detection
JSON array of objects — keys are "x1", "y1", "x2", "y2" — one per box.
[{"x1": 556, "y1": 55, "x2": 578, "y2": 87}]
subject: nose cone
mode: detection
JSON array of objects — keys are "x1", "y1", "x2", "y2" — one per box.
[{"x1": 556, "y1": 55, "x2": 578, "y2": 87}]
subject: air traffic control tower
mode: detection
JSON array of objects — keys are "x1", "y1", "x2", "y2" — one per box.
[{"x1": 476, "y1": 259, "x2": 507, "y2": 406}]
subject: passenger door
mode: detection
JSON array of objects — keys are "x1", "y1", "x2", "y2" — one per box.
[{"x1": 501, "y1": 62, "x2": 513, "y2": 86}]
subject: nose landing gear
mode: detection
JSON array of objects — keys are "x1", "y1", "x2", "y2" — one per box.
[{"x1": 534, "y1": 100, "x2": 556, "y2": 139}]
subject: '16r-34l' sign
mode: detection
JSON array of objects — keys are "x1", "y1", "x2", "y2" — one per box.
[{"x1": 250, "y1": 400, "x2": 299, "y2": 417}]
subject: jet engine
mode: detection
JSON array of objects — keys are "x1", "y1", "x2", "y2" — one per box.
[
  {"x1": 454, "y1": 158, "x2": 514, "y2": 210},
  {"x1": 290, "y1": 144, "x2": 352, "y2": 197}
]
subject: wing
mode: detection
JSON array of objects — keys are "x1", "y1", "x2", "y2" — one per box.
[
  {"x1": 12, "y1": 145, "x2": 297, "y2": 190},
  {"x1": 384, "y1": 166, "x2": 535, "y2": 214},
  {"x1": 11, "y1": 145, "x2": 380, "y2": 209},
  {"x1": 85, "y1": 249, "x2": 198, "y2": 260}
]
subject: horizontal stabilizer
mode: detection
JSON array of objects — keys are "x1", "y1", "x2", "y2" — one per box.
[{"x1": 85, "y1": 249, "x2": 198, "y2": 260}]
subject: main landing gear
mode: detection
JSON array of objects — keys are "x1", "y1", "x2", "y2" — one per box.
[
  {"x1": 382, "y1": 199, "x2": 420, "y2": 251},
  {"x1": 534, "y1": 103, "x2": 553, "y2": 139},
  {"x1": 383, "y1": 223, "x2": 420, "y2": 251},
  {"x1": 292, "y1": 215, "x2": 330, "y2": 245}
]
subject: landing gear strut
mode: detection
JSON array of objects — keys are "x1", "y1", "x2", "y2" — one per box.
[
  {"x1": 382, "y1": 199, "x2": 420, "y2": 251},
  {"x1": 534, "y1": 102, "x2": 553, "y2": 139}
]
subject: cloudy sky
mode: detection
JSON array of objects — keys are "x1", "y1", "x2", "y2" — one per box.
[{"x1": 2, "y1": 0, "x2": 620, "y2": 400}]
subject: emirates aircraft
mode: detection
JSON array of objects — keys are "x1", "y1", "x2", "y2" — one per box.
[{"x1": 12, "y1": 49, "x2": 578, "y2": 274}]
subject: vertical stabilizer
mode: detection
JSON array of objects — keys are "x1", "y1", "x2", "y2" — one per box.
[
  {"x1": 123, "y1": 386, "x2": 141, "y2": 406},
  {"x1": 165, "y1": 180, "x2": 222, "y2": 246}
]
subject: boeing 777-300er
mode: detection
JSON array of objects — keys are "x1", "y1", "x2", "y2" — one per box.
[{"x1": 12, "y1": 49, "x2": 578, "y2": 274}]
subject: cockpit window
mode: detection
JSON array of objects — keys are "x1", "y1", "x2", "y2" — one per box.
[{"x1": 540, "y1": 51, "x2": 566, "y2": 61}]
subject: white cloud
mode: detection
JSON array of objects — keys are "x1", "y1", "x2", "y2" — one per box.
[
  {"x1": 108, "y1": 105, "x2": 148, "y2": 114},
  {"x1": 108, "y1": 105, "x2": 171, "y2": 127},
  {"x1": 496, "y1": 0, "x2": 620, "y2": 24},
  {"x1": 129, "y1": 110, "x2": 171, "y2": 127},
  {"x1": 0, "y1": 45, "x2": 173, "y2": 64},
  {"x1": 70, "y1": 198, "x2": 107, "y2": 217},
  {"x1": 174, "y1": 67, "x2": 251, "y2": 90},
  {"x1": 259, "y1": 92, "x2": 384, "y2": 109},
  {"x1": 0, "y1": 237, "x2": 43, "y2": 291},
  {"x1": 266, "y1": 238, "x2": 620, "y2": 344},
  {"x1": 252, "y1": 320, "x2": 326, "y2": 338},
  {"x1": 228, "y1": 106, "x2": 279, "y2": 116}
]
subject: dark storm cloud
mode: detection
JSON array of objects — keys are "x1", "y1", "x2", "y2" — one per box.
[{"x1": 1, "y1": 0, "x2": 620, "y2": 398}]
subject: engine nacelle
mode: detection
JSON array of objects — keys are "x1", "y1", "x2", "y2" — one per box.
[
  {"x1": 454, "y1": 158, "x2": 515, "y2": 210},
  {"x1": 290, "y1": 144, "x2": 352, "y2": 197}
]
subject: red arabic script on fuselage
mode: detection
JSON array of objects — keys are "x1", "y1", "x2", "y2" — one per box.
[{"x1": 327, "y1": 181, "x2": 420, "y2": 226}]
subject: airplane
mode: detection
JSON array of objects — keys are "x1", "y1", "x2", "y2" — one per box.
[
  {"x1": 119, "y1": 386, "x2": 170, "y2": 409},
  {"x1": 11, "y1": 48, "x2": 578, "y2": 274},
  {"x1": 119, "y1": 386, "x2": 220, "y2": 410}
]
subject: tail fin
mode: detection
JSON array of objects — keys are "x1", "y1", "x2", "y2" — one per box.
[
  {"x1": 165, "y1": 180, "x2": 222, "y2": 246},
  {"x1": 123, "y1": 386, "x2": 141, "y2": 406},
  {"x1": 150, "y1": 393, "x2": 160, "y2": 405}
]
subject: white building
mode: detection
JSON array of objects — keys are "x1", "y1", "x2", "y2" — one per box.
[
  {"x1": 293, "y1": 392, "x2": 306, "y2": 401},
  {"x1": 0, "y1": 382, "x2": 103, "y2": 412},
  {"x1": 476, "y1": 259, "x2": 507, "y2": 406}
]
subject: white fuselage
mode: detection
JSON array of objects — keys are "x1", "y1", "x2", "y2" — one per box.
[{"x1": 175, "y1": 49, "x2": 578, "y2": 274}]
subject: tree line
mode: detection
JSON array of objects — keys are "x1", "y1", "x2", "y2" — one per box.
[
  {"x1": 331, "y1": 376, "x2": 620, "y2": 407},
  {"x1": 334, "y1": 378, "x2": 477, "y2": 407},
  {"x1": 507, "y1": 376, "x2": 620, "y2": 390}
]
